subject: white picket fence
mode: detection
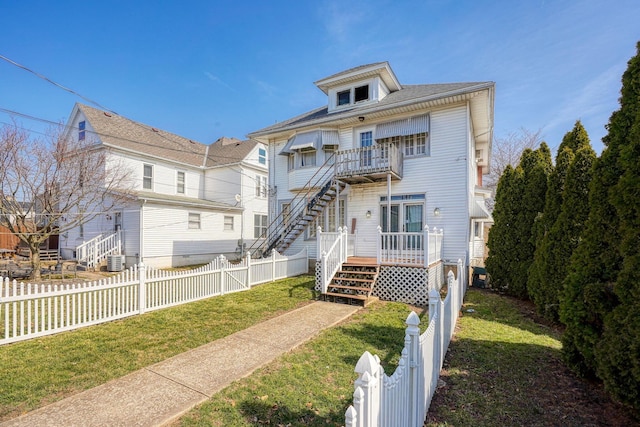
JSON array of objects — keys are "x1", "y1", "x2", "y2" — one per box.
[
  {"x1": 0, "y1": 248, "x2": 308, "y2": 345},
  {"x1": 345, "y1": 259, "x2": 467, "y2": 427}
]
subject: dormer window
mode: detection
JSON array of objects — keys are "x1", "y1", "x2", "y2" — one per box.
[
  {"x1": 337, "y1": 90, "x2": 350, "y2": 106},
  {"x1": 355, "y1": 85, "x2": 369, "y2": 102},
  {"x1": 78, "y1": 120, "x2": 86, "y2": 141}
]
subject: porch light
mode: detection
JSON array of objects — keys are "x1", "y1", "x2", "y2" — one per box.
[
  {"x1": 358, "y1": 116, "x2": 365, "y2": 122},
  {"x1": 366, "y1": 210, "x2": 372, "y2": 219},
  {"x1": 434, "y1": 208, "x2": 441, "y2": 217}
]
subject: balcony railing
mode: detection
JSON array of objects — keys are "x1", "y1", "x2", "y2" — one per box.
[{"x1": 335, "y1": 142, "x2": 403, "y2": 183}]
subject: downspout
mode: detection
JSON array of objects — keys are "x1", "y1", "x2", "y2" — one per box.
[{"x1": 464, "y1": 101, "x2": 471, "y2": 265}]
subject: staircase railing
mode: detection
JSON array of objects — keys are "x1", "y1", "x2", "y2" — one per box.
[
  {"x1": 317, "y1": 226, "x2": 348, "y2": 294},
  {"x1": 246, "y1": 153, "x2": 339, "y2": 257},
  {"x1": 76, "y1": 230, "x2": 122, "y2": 269}
]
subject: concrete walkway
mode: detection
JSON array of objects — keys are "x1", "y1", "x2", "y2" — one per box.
[{"x1": 2, "y1": 301, "x2": 359, "y2": 427}]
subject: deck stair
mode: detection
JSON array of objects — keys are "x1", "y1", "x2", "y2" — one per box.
[{"x1": 322, "y1": 260, "x2": 379, "y2": 306}]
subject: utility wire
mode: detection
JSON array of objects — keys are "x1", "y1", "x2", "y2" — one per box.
[{"x1": 0, "y1": 54, "x2": 118, "y2": 115}]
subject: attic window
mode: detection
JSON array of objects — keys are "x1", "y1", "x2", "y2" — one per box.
[
  {"x1": 355, "y1": 85, "x2": 369, "y2": 102},
  {"x1": 337, "y1": 90, "x2": 350, "y2": 106},
  {"x1": 78, "y1": 121, "x2": 86, "y2": 141}
]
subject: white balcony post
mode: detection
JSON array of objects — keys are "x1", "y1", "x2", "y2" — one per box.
[
  {"x1": 423, "y1": 224, "x2": 430, "y2": 268},
  {"x1": 316, "y1": 226, "x2": 323, "y2": 261},
  {"x1": 376, "y1": 225, "x2": 382, "y2": 264}
]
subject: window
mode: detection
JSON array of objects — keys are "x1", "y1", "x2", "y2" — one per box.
[
  {"x1": 355, "y1": 85, "x2": 369, "y2": 102},
  {"x1": 288, "y1": 154, "x2": 295, "y2": 171},
  {"x1": 177, "y1": 171, "x2": 185, "y2": 194},
  {"x1": 255, "y1": 175, "x2": 267, "y2": 198},
  {"x1": 307, "y1": 198, "x2": 346, "y2": 238},
  {"x1": 224, "y1": 216, "x2": 234, "y2": 231},
  {"x1": 300, "y1": 150, "x2": 316, "y2": 167},
  {"x1": 337, "y1": 90, "x2": 350, "y2": 106},
  {"x1": 378, "y1": 132, "x2": 429, "y2": 157},
  {"x1": 78, "y1": 120, "x2": 85, "y2": 141},
  {"x1": 258, "y1": 147, "x2": 266, "y2": 165},
  {"x1": 188, "y1": 213, "x2": 201, "y2": 229},
  {"x1": 323, "y1": 145, "x2": 337, "y2": 165},
  {"x1": 143, "y1": 164, "x2": 153, "y2": 190},
  {"x1": 254, "y1": 214, "x2": 267, "y2": 238}
]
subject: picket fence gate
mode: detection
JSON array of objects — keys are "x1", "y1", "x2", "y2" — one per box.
[
  {"x1": 345, "y1": 259, "x2": 466, "y2": 427},
  {"x1": 0, "y1": 248, "x2": 308, "y2": 345}
]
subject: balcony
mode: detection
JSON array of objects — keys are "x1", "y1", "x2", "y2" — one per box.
[{"x1": 335, "y1": 142, "x2": 403, "y2": 184}]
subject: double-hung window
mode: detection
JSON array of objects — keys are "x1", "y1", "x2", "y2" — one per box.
[
  {"x1": 188, "y1": 213, "x2": 201, "y2": 229},
  {"x1": 258, "y1": 147, "x2": 266, "y2": 165},
  {"x1": 255, "y1": 175, "x2": 267, "y2": 198},
  {"x1": 143, "y1": 164, "x2": 153, "y2": 190},
  {"x1": 300, "y1": 149, "x2": 316, "y2": 167},
  {"x1": 254, "y1": 214, "x2": 267, "y2": 238},
  {"x1": 177, "y1": 171, "x2": 185, "y2": 194},
  {"x1": 224, "y1": 216, "x2": 234, "y2": 231}
]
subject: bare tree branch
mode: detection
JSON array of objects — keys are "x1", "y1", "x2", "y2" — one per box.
[{"x1": 0, "y1": 121, "x2": 134, "y2": 279}]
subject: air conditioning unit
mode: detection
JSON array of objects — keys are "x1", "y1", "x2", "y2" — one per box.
[{"x1": 107, "y1": 255, "x2": 125, "y2": 272}]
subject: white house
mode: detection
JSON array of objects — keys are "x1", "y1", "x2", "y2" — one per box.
[
  {"x1": 60, "y1": 103, "x2": 268, "y2": 269},
  {"x1": 248, "y1": 62, "x2": 494, "y2": 304}
]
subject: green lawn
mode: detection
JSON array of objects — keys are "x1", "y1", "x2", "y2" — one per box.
[{"x1": 0, "y1": 274, "x2": 317, "y2": 421}]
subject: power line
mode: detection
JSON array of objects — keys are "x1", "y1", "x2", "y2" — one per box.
[{"x1": 0, "y1": 54, "x2": 118, "y2": 115}]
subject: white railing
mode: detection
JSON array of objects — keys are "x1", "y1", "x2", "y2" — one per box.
[
  {"x1": 317, "y1": 226, "x2": 349, "y2": 294},
  {"x1": 345, "y1": 259, "x2": 467, "y2": 427},
  {"x1": 377, "y1": 225, "x2": 443, "y2": 267},
  {"x1": 76, "y1": 231, "x2": 122, "y2": 269},
  {"x1": 0, "y1": 248, "x2": 308, "y2": 345},
  {"x1": 335, "y1": 142, "x2": 403, "y2": 179}
]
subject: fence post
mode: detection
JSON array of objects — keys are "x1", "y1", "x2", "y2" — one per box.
[
  {"x1": 354, "y1": 351, "x2": 380, "y2": 427},
  {"x1": 345, "y1": 404, "x2": 358, "y2": 427},
  {"x1": 138, "y1": 263, "x2": 146, "y2": 314},
  {"x1": 406, "y1": 311, "x2": 421, "y2": 427},
  {"x1": 246, "y1": 251, "x2": 252, "y2": 287},
  {"x1": 321, "y1": 251, "x2": 328, "y2": 294},
  {"x1": 219, "y1": 255, "x2": 226, "y2": 295},
  {"x1": 271, "y1": 250, "x2": 276, "y2": 281},
  {"x1": 428, "y1": 288, "x2": 439, "y2": 323}
]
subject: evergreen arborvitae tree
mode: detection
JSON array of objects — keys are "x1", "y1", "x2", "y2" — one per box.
[
  {"x1": 593, "y1": 42, "x2": 640, "y2": 409},
  {"x1": 486, "y1": 165, "x2": 523, "y2": 290},
  {"x1": 528, "y1": 122, "x2": 592, "y2": 320},
  {"x1": 509, "y1": 144, "x2": 552, "y2": 298},
  {"x1": 560, "y1": 43, "x2": 639, "y2": 401}
]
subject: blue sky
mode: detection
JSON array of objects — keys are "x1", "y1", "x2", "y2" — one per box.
[{"x1": 1, "y1": 1, "x2": 639, "y2": 155}]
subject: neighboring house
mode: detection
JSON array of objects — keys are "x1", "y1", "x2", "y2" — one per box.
[
  {"x1": 60, "y1": 103, "x2": 268, "y2": 269},
  {"x1": 248, "y1": 62, "x2": 494, "y2": 303}
]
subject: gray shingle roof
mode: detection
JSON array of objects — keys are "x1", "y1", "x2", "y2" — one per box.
[
  {"x1": 249, "y1": 82, "x2": 493, "y2": 137},
  {"x1": 77, "y1": 104, "x2": 259, "y2": 169}
]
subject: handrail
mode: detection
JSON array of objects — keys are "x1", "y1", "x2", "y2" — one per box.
[{"x1": 246, "y1": 152, "x2": 338, "y2": 257}]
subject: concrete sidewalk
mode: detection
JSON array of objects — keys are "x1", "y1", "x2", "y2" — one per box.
[{"x1": 2, "y1": 301, "x2": 359, "y2": 427}]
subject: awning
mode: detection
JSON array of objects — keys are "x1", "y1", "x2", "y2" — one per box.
[
  {"x1": 375, "y1": 114, "x2": 429, "y2": 140},
  {"x1": 471, "y1": 200, "x2": 492, "y2": 220},
  {"x1": 279, "y1": 130, "x2": 339, "y2": 155}
]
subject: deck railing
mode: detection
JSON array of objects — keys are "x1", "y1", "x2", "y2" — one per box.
[
  {"x1": 377, "y1": 225, "x2": 443, "y2": 267},
  {"x1": 335, "y1": 142, "x2": 403, "y2": 180}
]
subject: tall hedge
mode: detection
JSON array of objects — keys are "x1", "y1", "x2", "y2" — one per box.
[
  {"x1": 528, "y1": 122, "x2": 593, "y2": 321},
  {"x1": 486, "y1": 145, "x2": 551, "y2": 298},
  {"x1": 560, "y1": 42, "x2": 640, "y2": 409},
  {"x1": 593, "y1": 42, "x2": 640, "y2": 408},
  {"x1": 486, "y1": 165, "x2": 523, "y2": 290}
]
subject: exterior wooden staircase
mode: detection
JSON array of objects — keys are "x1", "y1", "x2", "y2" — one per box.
[{"x1": 322, "y1": 259, "x2": 379, "y2": 306}]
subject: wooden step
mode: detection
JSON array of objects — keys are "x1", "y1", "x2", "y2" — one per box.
[
  {"x1": 327, "y1": 284, "x2": 372, "y2": 292},
  {"x1": 332, "y1": 276, "x2": 375, "y2": 284},
  {"x1": 324, "y1": 291, "x2": 368, "y2": 300},
  {"x1": 337, "y1": 269, "x2": 377, "y2": 275}
]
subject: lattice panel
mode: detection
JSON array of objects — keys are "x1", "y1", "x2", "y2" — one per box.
[
  {"x1": 314, "y1": 261, "x2": 322, "y2": 292},
  {"x1": 373, "y1": 266, "x2": 429, "y2": 306}
]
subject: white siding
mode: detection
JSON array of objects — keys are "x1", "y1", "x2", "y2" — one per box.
[{"x1": 141, "y1": 203, "x2": 242, "y2": 267}]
